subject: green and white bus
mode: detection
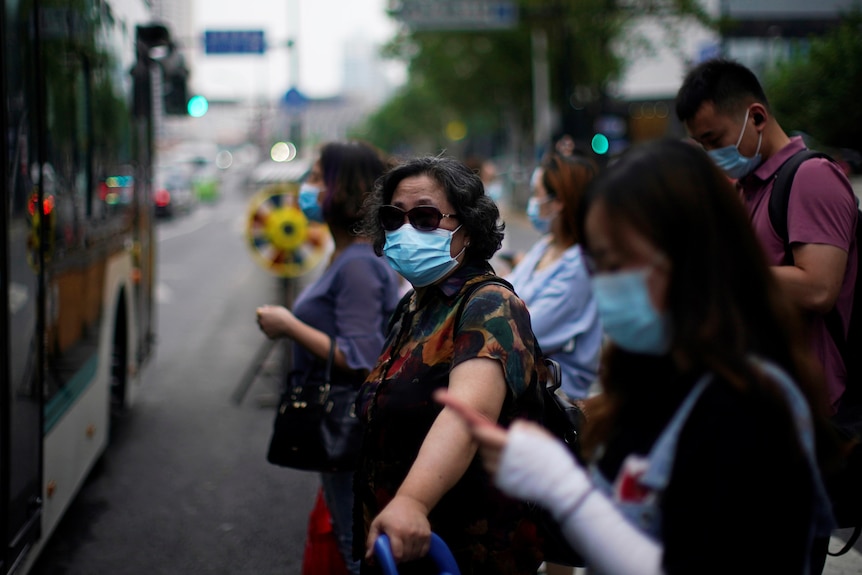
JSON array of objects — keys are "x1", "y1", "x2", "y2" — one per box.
[{"x1": 1, "y1": 2, "x2": 179, "y2": 572}]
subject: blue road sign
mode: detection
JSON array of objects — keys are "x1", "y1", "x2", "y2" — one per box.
[
  {"x1": 281, "y1": 87, "x2": 308, "y2": 113},
  {"x1": 204, "y1": 30, "x2": 266, "y2": 55},
  {"x1": 697, "y1": 42, "x2": 722, "y2": 63},
  {"x1": 393, "y1": 0, "x2": 518, "y2": 31}
]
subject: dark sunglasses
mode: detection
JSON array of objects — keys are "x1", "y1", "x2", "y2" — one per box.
[{"x1": 379, "y1": 205, "x2": 457, "y2": 232}]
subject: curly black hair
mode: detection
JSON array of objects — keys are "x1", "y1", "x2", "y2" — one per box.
[{"x1": 359, "y1": 155, "x2": 505, "y2": 262}]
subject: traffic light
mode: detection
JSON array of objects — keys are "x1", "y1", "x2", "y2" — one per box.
[
  {"x1": 163, "y1": 68, "x2": 189, "y2": 115},
  {"x1": 159, "y1": 45, "x2": 190, "y2": 115},
  {"x1": 187, "y1": 95, "x2": 209, "y2": 117},
  {"x1": 591, "y1": 133, "x2": 610, "y2": 155}
]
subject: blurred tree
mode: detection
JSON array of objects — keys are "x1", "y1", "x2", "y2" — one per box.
[
  {"x1": 354, "y1": 26, "x2": 534, "y2": 159},
  {"x1": 766, "y1": 14, "x2": 862, "y2": 155},
  {"x1": 354, "y1": 0, "x2": 711, "y2": 165}
]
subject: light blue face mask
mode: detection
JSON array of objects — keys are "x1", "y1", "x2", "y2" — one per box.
[
  {"x1": 707, "y1": 109, "x2": 763, "y2": 180},
  {"x1": 526, "y1": 197, "x2": 551, "y2": 234},
  {"x1": 590, "y1": 269, "x2": 671, "y2": 355},
  {"x1": 298, "y1": 183, "x2": 324, "y2": 223},
  {"x1": 383, "y1": 224, "x2": 465, "y2": 287},
  {"x1": 486, "y1": 181, "x2": 504, "y2": 203}
]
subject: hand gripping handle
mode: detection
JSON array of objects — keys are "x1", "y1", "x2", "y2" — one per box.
[{"x1": 373, "y1": 533, "x2": 461, "y2": 575}]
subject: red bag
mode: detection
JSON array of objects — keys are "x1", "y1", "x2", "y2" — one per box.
[{"x1": 302, "y1": 487, "x2": 349, "y2": 575}]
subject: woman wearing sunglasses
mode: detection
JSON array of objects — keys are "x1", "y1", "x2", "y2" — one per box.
[
  {"x1": 256, "y1": 140, "x2": 401, "y2": 575},
  {"x1": 354, "y1": 156, "x2": 545, "y2": 574}
]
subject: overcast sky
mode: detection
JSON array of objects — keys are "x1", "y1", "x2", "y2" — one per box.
[{"x1": 192, "y1": 0, "x2": 402, "y2": 101}]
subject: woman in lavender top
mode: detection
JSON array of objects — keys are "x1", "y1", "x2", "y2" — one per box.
[{"x1": 257, "y1": 141, "x2": 401, "y2": 574}]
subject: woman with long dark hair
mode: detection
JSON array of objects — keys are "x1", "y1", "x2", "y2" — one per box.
[{"x1": 438, "y1": 139, "x2": 842, "y2": 574}]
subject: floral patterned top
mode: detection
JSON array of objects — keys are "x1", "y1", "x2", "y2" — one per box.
[{"x1": 354, "y1": 261, "x2": 545, "y2": 575}]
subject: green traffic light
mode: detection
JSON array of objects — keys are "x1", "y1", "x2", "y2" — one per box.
[
  {"x1": 591, "y1": 133, "x2": 610, "y2": 155},
  {"x1": 188, "y1": 95, "x2": 209, "y2": 117}
]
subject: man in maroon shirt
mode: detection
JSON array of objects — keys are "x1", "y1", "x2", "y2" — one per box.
[
  {"x1": 675, "y1": 58, "x2": 857, "y2": 415},
  {"x1": 675, "y1": 58, "x2": 858, "y2": 574}
]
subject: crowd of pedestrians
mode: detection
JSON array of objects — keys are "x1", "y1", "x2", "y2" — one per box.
[{"x1": 257, "y1": 57, "x2": 859, "y2": 575}]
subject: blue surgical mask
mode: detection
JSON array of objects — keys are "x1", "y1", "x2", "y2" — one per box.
[
  {"x1": 486, "y1": 181, "x2": 504, "y2": 202},
  {"x1": 527, "y1": 197, "x2": 551, "y2": 234},
  {"x1": 590, "y1": 269, "x2": 671, "y2": 355},
  {"x1": 298, "y1": 183, "x2": 324, "y2": 223},
  {"x1": 707, "y1": 109, "x2": 763, "y2": 180},
  {"x1": 383, "y1": 224, "x2": 465, "y2": 287}
]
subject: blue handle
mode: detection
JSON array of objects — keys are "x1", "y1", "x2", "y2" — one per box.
[{"x1": 373, "y1": 533, "x2": 461, "y2": 575}]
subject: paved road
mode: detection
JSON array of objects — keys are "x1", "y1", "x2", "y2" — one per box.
[
  {"x1": 26, "y1": 173, "x2": 862, "y2": 575},
  {"x1": 30, "y1": 169, "x2": 319, "y2": 575}
]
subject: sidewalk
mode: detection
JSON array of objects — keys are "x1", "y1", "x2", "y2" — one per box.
[
  {"x1": 562, "y1": 537, "x2": 862, "y2": 575},
  {"x1": 824, "y1": 531, "x2": 862, "y2": 574}
]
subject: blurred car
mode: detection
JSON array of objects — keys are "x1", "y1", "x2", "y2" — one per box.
[
  {"x1": 190, "y1": 159, "x2": 221, "y2": 203},
  {"x1": 154, "y1": 166, "x2": 196, "y2": 218}
]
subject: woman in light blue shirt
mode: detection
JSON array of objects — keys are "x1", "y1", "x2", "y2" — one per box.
[{"x1": 507, "y1": 153, "x2": 602, "y2": 401}]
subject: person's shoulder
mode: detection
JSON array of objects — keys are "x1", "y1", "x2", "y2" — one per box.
[
  {"x1": 559, "y1": 244, "x2": 589, "y2": 272},
  {"x1": 789, "y1": 157, "x2": 857, "y2": 229},
  {"x1": 335, "y1": 245, "x2": 395, "y2": 280},
  {"x1": 792, "y1": 153, "x2": 855, "y2": 197},
  {"x1": 461, "y1": 277, "x2": 529, "y2": 315},
  {"x1": 337, "y1": 244, "x2": 385, "y2": 268},
  {"x1": 509, "y1": 238, "x2": 548, "y2": 269},
  {"x1": 687, "y1": 374, "x2": 794, "y2": 439}
]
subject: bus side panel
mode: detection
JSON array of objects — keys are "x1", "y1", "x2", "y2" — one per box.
[
  {"x1": 9, "y1": 0, "x2": 157, "y2": 572},
  {"x1": 2, "y1": 0, "x2": 45, "y2": 572},
  {"x1": 40, "y1": 247, "x2": 135, "y2": 544},
  {"x1": 14, "y1": 248, "x2": 138, "y2": 575}
]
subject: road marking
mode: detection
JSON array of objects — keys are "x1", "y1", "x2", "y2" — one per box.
[
  {"x1": 9, "y1": 282, "x2": 29, "y2": 314},
  {"x1": 157, "y1": 209, "x2": 214, "y2": 242},
  {"x1": 156, "y1": 282, "x2": 174, "y2": 304}
]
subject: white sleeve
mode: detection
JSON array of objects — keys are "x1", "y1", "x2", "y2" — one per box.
[{"x1": 496, "y1": 426, "x2": 666, "y2": 575}]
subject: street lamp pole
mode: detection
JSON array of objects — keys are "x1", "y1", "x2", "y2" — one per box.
[{"x1": 287, "y1": 0, "x2": 302, "y2": 150}]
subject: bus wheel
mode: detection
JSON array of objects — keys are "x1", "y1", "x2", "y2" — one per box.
[{"x1": 110, "y1": 293, "x2": 128, "y2": 419}]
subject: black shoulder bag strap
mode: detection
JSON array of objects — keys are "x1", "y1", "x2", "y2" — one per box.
[
  {"x1": 386, "y1": 290, "x2": 415, "y2": 334},
  {"x1": 767, "y1": 149, "x2": 832, "y2": 266},
  {"x1": 453, "y1": 275, "x2": 515, "y2": 329},
  {"x1": 323, "y1": 337, "x2": 335, "y2": 383},
  {"x1": 767, "y1": 150, "x2": 847, "y2": 352}
]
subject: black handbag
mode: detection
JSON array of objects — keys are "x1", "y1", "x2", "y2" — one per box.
[
  {"x1": 539, "y1": 357, "x2": 583, "y2": 458},
  {"x1": 266, "y1": 340, "x2": 363, "y2": 472},
  {"x1": 454, "y1": 277, "x2": 587, "y2": 567},
  {"x1": 532, "y1": 356, "x2": 587, "y2": 568}
]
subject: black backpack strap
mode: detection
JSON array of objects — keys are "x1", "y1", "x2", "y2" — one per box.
[
  {"x1": 453, "y1": 275, "x2": 516, "y2": 330},
  {"x1": 389, "y1": 276, "x2": 515, "y2": 341},
  {"x1": 767, "y1": 149, "x2": 832, "y2": 266},
  {"x1": 386, "y1": 290, "x2": 414, "y2": 334},
  {"x1": 766, "y1": 149, "x2": 850, "y2": 353}
]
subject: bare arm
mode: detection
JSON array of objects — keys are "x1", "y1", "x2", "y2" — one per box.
[
  {"x1": 772, "y1": 243, "x2": 848, "y2": 314},
  {"x1": 364, "y1": 357, "x2": 508, "y2": 562},
  {"x1": 256, "y1": 305, "x2": 353, "y2": 371}
]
